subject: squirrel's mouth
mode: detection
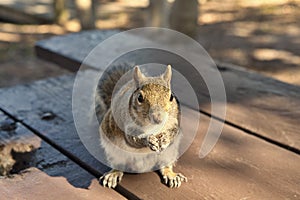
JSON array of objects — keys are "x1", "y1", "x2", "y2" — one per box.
[
  {"x1": 125, "y1": 114, "x2": 170, "y2": 152},
  {"x1": 137, "y1": 114, "x2": 168, "y2": 139},
  {"x1": 149, "y1": 111, "x2": 168, "y2": 125}
]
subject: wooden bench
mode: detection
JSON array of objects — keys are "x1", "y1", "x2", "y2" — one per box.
[{"x1": 0, "y1": 30, "x2": 299, "y2": 199}]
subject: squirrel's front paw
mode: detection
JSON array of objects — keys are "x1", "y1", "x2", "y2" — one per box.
[
  {"x1": 148, "y1": 136, "x2": 160, "y2": 152},
  {"x1": 99, "y1": 169, "x2": 123, "y2": 188},
  {"x1": 160, "y1": 166, "x2": 187, "y2": 188},
  {"x1": 148, "y1": 132, "x2": 173, "y2": 152}
]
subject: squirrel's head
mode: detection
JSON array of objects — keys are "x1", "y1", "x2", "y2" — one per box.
[{"x1": 129, "y1": 65, "x2": 176, "y2": 126}]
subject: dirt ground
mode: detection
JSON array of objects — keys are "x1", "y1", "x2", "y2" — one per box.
[
  {"x1": 197, "y1": 0, "x2": 300, "y2": 85},
  {"x1": 0, "y1": 0, "x2": 299, "y2": 88}
]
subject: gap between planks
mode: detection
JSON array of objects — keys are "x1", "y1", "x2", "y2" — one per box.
[
  {"x1": 0, "y1": 111, "x2": 126, "y2": 200},
  {"x1": 186, "y1": 104, "x2": 300, "y2": 155},
  {"x1": 0, "y1": 107, "x2": 140, "y2": 200}
]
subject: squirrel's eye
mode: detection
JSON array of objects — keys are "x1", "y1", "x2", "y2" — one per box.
[
  {"x1": 170, "y1": 93, "x2": 174, "y2": 102},
  {"x1": 137, "y1": 93, "x2": 144, "y2": 103}
]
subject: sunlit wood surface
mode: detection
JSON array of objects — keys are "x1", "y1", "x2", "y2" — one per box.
[{"x1": 0, "y1": 30, "x2": 299, "y2": 199}]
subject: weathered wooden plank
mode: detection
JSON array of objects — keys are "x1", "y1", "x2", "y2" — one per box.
[
  {"x1": 121, "y1": 107, "x2": 300, "y2": 199},
  {"x1": 0, "y1": 110, "x2": 125, "y2": 199},
  {"x1": 35, "y1": 30, "x2": 300, "y2": 151},
  {"x1": 0, "y1": 71, "x2": 299, "y2": 199},
  {"x1": 0, "y1": 75, "x2": 139, "y2": 200},
  {"x1": 202, "y1": 62, "x2": 300, "y2": 153},
  {"x1": 0, "y1": 110, "x2": 90, "y2": 187},
  {"x1": 0, "y1": 167, "x2": 125, "y2": 200},
  {"x1": 35, "y1": 30, "x2": 120, "y2": 71}
]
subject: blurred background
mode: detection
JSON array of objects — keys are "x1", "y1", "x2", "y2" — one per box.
[{"x1": 0, "y1": 0, "x2": 299, "y2": 87}]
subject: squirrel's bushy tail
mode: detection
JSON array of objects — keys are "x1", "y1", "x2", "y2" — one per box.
[{"x1": 95, "y1": 62, "x2": 134, "y2": 121}]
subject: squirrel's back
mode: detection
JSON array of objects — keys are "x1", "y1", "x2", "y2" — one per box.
[{"x1": 95, "y1": 63, "x2": 134, "y2": 121}]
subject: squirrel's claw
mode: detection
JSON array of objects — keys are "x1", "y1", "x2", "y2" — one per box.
[
  {"x1": 148, "y1": 136, "x2": 160, "y2": 151},
  {"x1": 160, "y1": 166, "x2": 187, "y2": 188},
  {"x1": 100, "y1": 170, "x2": 123, "y2": 188},
  {"x1": 163, "y1": 173, "x2": 187, "y2": 188}
]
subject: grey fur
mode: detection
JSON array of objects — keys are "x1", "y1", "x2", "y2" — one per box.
[
  {"x1": 96, "y1": 63, "x2": 187, "y2": 188},
  {"x1": 95, "y1": 62, "x2": 135, "y2": 121}
]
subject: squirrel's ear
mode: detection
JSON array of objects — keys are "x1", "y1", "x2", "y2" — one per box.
[
  {"x1": 133, "y1": 65, "x2": 145, "y2": 87},
  {"x1": 162, "y1": 65, "x2": 172, "y2": 87}
]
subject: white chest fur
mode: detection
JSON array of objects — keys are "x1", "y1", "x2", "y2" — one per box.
[{"x1": 99, "y1": 126, "x2": 182, "y2": 173}]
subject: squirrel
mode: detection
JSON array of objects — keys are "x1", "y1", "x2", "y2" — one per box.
[{"x1": 95, "y1": 63, "x2": 187, "y2": 188}]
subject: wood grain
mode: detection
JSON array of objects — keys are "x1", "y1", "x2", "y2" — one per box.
[
  {"x1": 0, "y1": 167, "x2": 125, "y2": 200},
  {"x1": 0, "y1": 110, "x2": 92, "y2": 187},
  {"x1": 0, "y1": 71, "x2": 299, "y2": 199},
  {"x1": 0, "y1": 110, "x2": 125, "y2": 199},
  {"x1": 35, "y1": 30, "x2": 300, "y2": 152}
]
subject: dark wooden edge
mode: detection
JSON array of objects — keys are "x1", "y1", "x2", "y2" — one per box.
[
  {"x1": 35, "y1": 45, "x2": 82, "y2": 72},
  {"x1": 0, "y1": 5, "x2": 52, "y2": 24},
  {"x1": 35, "y1": 44, "x2": 96, "y2": 72}
]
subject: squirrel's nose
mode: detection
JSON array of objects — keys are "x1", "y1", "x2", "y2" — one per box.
[
  {"x1": 151, "y1": 113, "x2": 162, "y2": 124},
  {"x1": 149, "y1": 108, "x2": 164, "y2": 124}
]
